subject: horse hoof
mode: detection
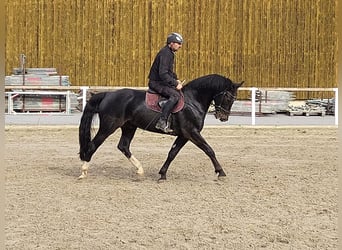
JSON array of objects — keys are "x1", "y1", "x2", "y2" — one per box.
[
  {"x1": 78, "y1": 171, "x2": 88, "y2": 180},
  {"x1": 217, "y1": 175, "x2": 227, "y2": 180},
  {"x1": 136, "y1": 169, "x2": 144, "y2": 175},
  {"x1": 214, "y1": 171, "x2": 227, "y2": 181},
  {"x1": 215, "y1": 174, "x2": 228, "y2": 183},
  {"x1": 157, "y1": 177, "x2": 167, "y2": 183}
]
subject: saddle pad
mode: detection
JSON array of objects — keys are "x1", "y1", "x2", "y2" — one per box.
[{"x1": 145, "y1": 91, "x2": 184, "y2": 113}]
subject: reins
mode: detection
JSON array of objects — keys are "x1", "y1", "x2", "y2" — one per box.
[{"x1": 213, "y1": 89, "x2": 236, "y2": 114}]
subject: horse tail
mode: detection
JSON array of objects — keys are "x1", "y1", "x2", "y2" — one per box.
[{"x1": 79, "y1": 92, "x2": 106, "y2": 161}]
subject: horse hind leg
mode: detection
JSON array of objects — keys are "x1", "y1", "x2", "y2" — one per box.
[
  {"x1": 79, "y1": 123, "x2": 119, "y2": 179},
  {"x1": 118, "y1": 125, "x2": 144, "y2": 175},
  {"x1": 158, "y1": 136, "x2": 188, "y2": 181}
]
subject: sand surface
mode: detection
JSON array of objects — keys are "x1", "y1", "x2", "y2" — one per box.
[{"x1": 5, "y1": 126, "x2": 337, "y2": 249}]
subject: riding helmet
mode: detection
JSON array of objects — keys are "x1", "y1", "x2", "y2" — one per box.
[{"x1": 166, "y1": 32, "x2": 184, "y2": 44}]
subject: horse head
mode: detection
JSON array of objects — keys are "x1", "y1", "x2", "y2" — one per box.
[{"x1": 213, "y1": 81, "x2": 244, "y2": 121}]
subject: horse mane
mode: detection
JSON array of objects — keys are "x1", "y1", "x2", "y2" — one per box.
[{"x1": 183, "y1": 74, "x2": 233, "y2": 92}]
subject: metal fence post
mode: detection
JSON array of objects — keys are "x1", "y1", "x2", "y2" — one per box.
[
  {"x1": 7, "y1": 93, "x2": 12, "y2": 114},
  {"x1": 80, "y1": 86, "x2": 89, "y2": 111},
  {"x1": 334, "y1": 88, "x2": 338, "y2": 125},
  {"x1": 66, "y1": 91, "x2": 70, "y2": 115},
  {"x1": 251, "y1": 87, "x2": 257, "y2": 125}
]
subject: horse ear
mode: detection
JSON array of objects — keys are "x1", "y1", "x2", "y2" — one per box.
[{"x1": 235, "y1": 81, "x2": 244, "y2": 88}]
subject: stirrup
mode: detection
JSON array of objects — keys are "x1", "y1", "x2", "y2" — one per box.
[
  {"x1": 155, "y1": 119, "x2": 173, "y2": 133},
  {"x1": 161, "y1": 126, "x2": 173, "y2": 133}
]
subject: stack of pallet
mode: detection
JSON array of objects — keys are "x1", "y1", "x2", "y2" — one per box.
[
  {"x1": 5, "y1": 68, "x2": 78, "y2": 113},
  {"x1": 231, "y1": 90, "x2": 295, "y2": 115},
  {"x1": 6, "y1": 68, "x2": 70, "y2": 86}
]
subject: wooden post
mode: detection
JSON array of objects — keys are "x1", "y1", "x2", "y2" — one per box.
[{"x1": 20, "y1": 54, "x2": 26, "y2": 85}]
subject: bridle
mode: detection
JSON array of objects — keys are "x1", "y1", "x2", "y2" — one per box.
[{"x1": 213, "y1": 89, "x2": 236, "y2": 115}]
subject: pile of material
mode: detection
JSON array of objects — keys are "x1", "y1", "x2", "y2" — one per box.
[
  {"x1": 6, "y1": 68, "x2": 70, "y2": 86},
  {"x1": 307, "y1": 98, "x2": 335, "y2": 115},
  {"x1": 230, "y1": 90, "x2": 295, "y2": 115},
  {"x1": 5, "y1": 68, "x2": 79, "y2": 113},
  {"x1": 6, "y1": 94, "x2": 79, "y2": 113},
  {"x1": 287, "y1": 98, "x2": 335, "y2": 116}
]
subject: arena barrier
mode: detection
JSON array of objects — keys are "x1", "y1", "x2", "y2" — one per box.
[{"x1": 5, "y1": 86, "x2": 338, "y2": 126}]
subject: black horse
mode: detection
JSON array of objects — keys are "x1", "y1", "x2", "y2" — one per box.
[{"x1": 78, "y1": 74, "x2": 243, "y2": 180}]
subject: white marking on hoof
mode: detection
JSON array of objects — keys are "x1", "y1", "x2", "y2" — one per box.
[
  {"x1": 129, "y1": 155, "x2": 144, "y2": 175},
  {"x1": 78, "y1": 162, "x2": 89, "y2": 180}
]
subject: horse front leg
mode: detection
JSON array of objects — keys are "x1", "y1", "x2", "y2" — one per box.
[
  {"x1": 159, "y1": 136, "x2": 188, "y2": 181},
  {"x1": 190, "y1": 131, "x2": 226, "y2": 178}
]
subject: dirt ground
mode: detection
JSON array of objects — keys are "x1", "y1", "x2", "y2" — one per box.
[{"x1": 5, "y1": 125, "x2": 337, "y2": 249}]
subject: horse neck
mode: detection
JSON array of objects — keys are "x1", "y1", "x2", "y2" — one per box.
[
  {"x1": 185, "y1": 86, "x2": 218, "y2": 111},
  {"x1": 184, "y1": 74, "x2": 229, "y2": 111}
]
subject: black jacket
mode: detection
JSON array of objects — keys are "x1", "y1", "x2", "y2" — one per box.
[{"x1": 148, "y1": 45, "x2": 178, "y2": 87}]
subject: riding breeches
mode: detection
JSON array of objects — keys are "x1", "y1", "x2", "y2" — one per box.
[{"x1": 148, "y1": 81, "x2": 181, "y2": 119}]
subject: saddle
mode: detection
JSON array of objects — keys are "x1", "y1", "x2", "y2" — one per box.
[{"x1": 145, "y1": 89, "x2": 184, "y2": 113}]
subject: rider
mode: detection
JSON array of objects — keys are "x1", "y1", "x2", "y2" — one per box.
[{"x1": 148, "y1": 32, "x2": 184, "y2": 133}]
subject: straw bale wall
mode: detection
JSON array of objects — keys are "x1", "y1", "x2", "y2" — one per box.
[{"x1": 5, "y1": 0, "x2": 337, "y2": 98}]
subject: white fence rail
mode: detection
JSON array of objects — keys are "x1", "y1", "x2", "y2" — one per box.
[{"x1": 5, "y1": 86, "x2": 338, "y2": 125}]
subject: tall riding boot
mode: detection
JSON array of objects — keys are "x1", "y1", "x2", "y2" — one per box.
[{"x1": 155, "y1": 99, "x2": 176, "y2": 133}]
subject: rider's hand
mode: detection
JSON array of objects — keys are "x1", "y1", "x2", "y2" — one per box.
[{"x1": 176, "y1": 80, "x2": 183, "y2": 90}]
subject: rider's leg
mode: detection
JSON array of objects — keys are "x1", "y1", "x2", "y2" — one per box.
[
  {"x1": 156, "y1": 97, "x2": 177, "y2": 132},
  {"x1": 155, "y1": 88, "x2": 180, "y2": 132}
]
